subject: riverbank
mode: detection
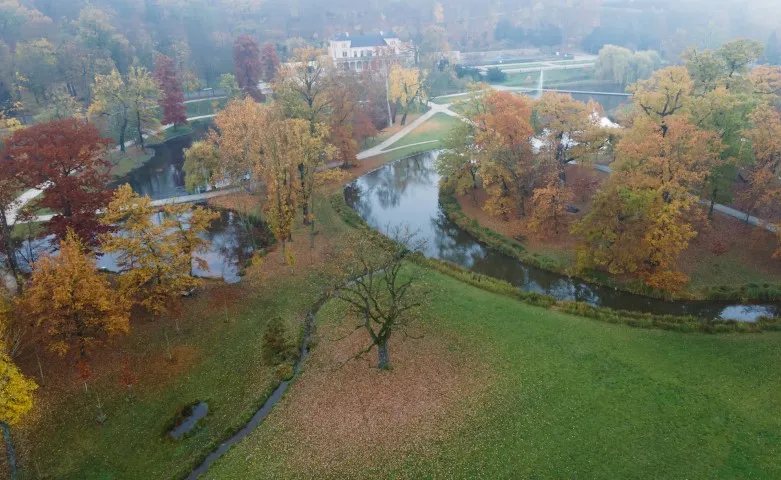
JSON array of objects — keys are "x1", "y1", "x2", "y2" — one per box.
[{"x1": 442, "y1": 175, "x2": 781, "y2": 302}]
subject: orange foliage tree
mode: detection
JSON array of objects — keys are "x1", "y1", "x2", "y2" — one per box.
[
  {"x1": 474, "y1": 91, "x2": 540, "y2": 219},
  {"x1": 573, "y1": 114, "x2": 723, "y2": 292}
]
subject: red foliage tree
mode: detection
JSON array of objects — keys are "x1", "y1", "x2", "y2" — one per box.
[
  {"x1": 233, "y1": 35, "x2": 264, "y2": 102},
  {"x1": 353, "y1": 108, "x2": 379, "y2": 147},
  {"x1": 154, "y1": 54, "x2": 188, "y2": 126},
  {"x1": 4, "y1": 119, "x2": 112, "y2": 245},
  {"x1": 259, "y1": 43, "x2": 280, "y2": 83}
]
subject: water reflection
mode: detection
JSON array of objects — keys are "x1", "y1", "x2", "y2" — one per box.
[
  {"x1": 345, "y1": 151, "x2": 780, "y2": 322},
  {"x1": 9, "y1": 210, "x2": 252, "y2": 284}
]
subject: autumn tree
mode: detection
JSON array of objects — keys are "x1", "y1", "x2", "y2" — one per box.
[
  {"x1": 474, "y1": 91, "x2": 538, "y2": 219},
  {"x1": 163, "y1": 204, "x2": 219, "y2": 276},
  {"x1": 573, "y1": 115, "x2": 723, "y2": 291},
  {"x1": 233, "y1": 35, "x2": 263, "y2": 101},
  {"x1": 436, "y1": 121, "x2": 481, "y2": 204},
  {"x1": 14, "y1": 38, "x2": 57, "y2": 104},
  {"x1": 328, "y1": 71, "x2": 360, "y2": 168},
  {"x1": 100, "y1": 185, "x2": 201, "y2": 318},
  {"x1": 275, "y1": 48, "x2": 335, "y2": 221},
  {"x1": 0, "y1": 351, "x2": 37, "y2": 480},
  {"x1": 534, "y1": 93, "x2": 609, "y2": 174},
  {"x1": 336, "y1": 228, "x2": 426, "y2": 370},
  {"x1": 205, "y1": 97, "x2": 265, "y2": 185},
  {"x1": 259, "y1": 43, "x2": 280, "y2": 82},
  {"x1": 183, "y1": 140, "x2": 220, "y2": 193},
  {"x1": 739, "y1": 104, "x2": 781, "y2": 222},
  {"x1": 218, "y1": 73, "x2": 241, "y2": 99},
  {"x1": 4, "y1": 119, "x2": 113, "y2": 245},
  {"x1": 629, "y1": 66, "x2": 693, "y2": 125},
  {"x1": 154, "y1": 54, "x2": 187, "y2": 127},
  {"x1": 389, "y1": 65, "x2": 426, "y2": 125},
  {"x1": 90, "y1": 67, "x2": 160, "y2": 152},
  {"x1": 255, "y1": 110, "x2": 305, "y2": 255},
  {"x1": 528, "y1": 177, "x2": 574, "y2": 237},
  {"x1": 22, "y1": 231, "x2": 130, "y2": 359}
]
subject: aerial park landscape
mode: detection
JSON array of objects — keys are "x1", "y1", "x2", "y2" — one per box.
[{"x1": 1, "y1": 0, "x2": 781, "y2": 478}]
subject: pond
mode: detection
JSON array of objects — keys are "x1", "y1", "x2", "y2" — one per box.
[
  {"x1": 5, "y1": 125, "x2": 260, "y2": 284},
  {"x1": 344, "y1": 151, "x2": 780, "y2": 322},
  {"x1": 113, "y1": 123, "x2": 211, "y2": 200},
  {"x1": 13, "y1": 209, "x2": 256, "y2": 284}
]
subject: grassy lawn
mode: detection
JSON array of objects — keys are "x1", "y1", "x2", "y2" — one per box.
[
  {"x1": 207, "y1": 265, "x2": 781, "y2": 478},
  {"x1": 383, "y1": 113, "x2": 460, "y2": 151},
  {"x1": 360, "y1": 110, "x2": 428, "y2": 151},
  {"x1": 108, "y1": 148, "x2": 155, "y2": 178},
  {"x1": 183, "y1": 98, "x2": 227, "y2": 118},
  {"x1": 498, "y1": 68, "x2": 596, "y2": 88}
]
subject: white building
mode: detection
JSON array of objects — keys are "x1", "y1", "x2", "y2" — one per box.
[{"x1": 328, "y1": 32, "x2": 412, "y2": 71}]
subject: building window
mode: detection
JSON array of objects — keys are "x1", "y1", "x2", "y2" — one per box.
[
  {"x1": 354, "y1": 51, "x2": 357, "y2": 57},
  {"x1": 342, "y1": 51, "x2": 347, "y2": 57}
]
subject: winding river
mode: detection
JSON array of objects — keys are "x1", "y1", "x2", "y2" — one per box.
[{"x1": 345, "y1": 151, "x2": 781, "y2": 322}]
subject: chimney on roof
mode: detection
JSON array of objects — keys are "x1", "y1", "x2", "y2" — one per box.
[{"x1": 345, "y1": 32, "x2": 349, "y2": 38}]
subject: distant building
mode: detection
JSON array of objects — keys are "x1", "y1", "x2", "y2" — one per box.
[{"x1": 328, "y1": 32, "x2": 412, "y2": 71}]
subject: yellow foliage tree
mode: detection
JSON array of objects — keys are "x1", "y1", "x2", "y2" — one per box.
[
  {"x1": 89, "y1": 67, "x2": 160, "y2": 153},
  {"x1": 534, "y1": 92, "x2": 610, "y2": 172},
  {"x1": 0, "y1": 351, "x2": 37, "y2": 480},
  {"x1": 204, "y1": 97, "x2": 265, "y2": 185},
  {"x1": 628, "y1": 66, "x2": 692, "y2": 125},
  {"x1": 389, "y1": 65, "x2": 426, "y2": 125},
  {"x1": 100, "y1": 185, "x2": 201, "y2": 318},
  {"x1": 22, "y1": 231, "x2": 130, "y2": 359}
]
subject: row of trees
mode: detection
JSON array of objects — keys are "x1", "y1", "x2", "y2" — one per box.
[{"x1": 442, "y1": 39, "x2": 781, "y2": 292}]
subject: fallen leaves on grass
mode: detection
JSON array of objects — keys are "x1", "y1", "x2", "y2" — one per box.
[{"x1": 249, "y1": 318, "x2": 492, "y2": 477}]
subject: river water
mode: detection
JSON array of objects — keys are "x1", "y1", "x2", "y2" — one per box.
[{"x1": 344, "y1": 151, "x2": 780, "y2": 322}]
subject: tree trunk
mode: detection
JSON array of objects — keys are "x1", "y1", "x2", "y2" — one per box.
[
  {"x1": 0, "y1": 208, "x2": 21, "y2": 288},
  {"x1": 119, "y1": 117, "x2": 128, "y2": 153},
  {"x1": 136, "y1": 111, "x2": 146, "y2": 153},
  {"x1": 708, "y1": 197, "x2": 716, "y2": 220},
  {"x1": 1, "y1": 421, "x2": 18, "y2": 480},
  {"x1": 377, "y1": 340, "x2": 390, "y2": 370},
  {"x1": 385, "y1": 76, "x2": 393, "y2": 126},
  {"x1": 401, "y1": 111, "x2": 408, "y2": 126}
]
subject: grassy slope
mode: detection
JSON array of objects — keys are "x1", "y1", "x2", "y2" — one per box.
[{"x1": 208, "y1": 265, "x2": 781, "y2": 478}]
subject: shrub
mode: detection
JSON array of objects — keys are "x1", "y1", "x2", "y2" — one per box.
[
  {"x1": 274, "y1": 364, "x2": 295, "y2": 382},
  {"x1": 486, "y1": 67, "x2": 507, "y2": 83},
  {"x1": 262, "y1": 317, "x2": 299, "y2": 366}
]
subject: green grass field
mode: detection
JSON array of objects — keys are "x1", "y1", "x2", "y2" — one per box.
[
  {"x1": 383, "y1": 113, "x2": 460, "y2": 151},
  {"x1": 498, "y1": 68, "x2": 596, "y2": 87},
  {"x1": 206, "y1": 265, "x2": 781, "y2": 478}
]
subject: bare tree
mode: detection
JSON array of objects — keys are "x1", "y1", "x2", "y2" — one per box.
[{"x1": 336, "y1": 228, "x2": 426, "y2": 370}]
